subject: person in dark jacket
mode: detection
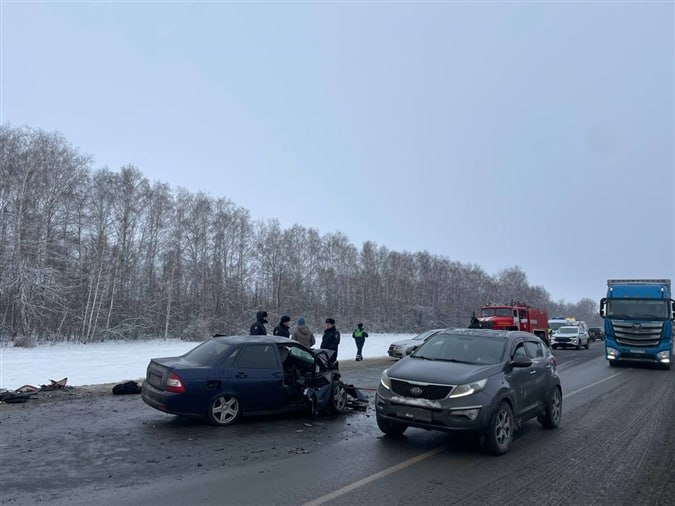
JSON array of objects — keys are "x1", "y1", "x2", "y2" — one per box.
[
  {"x1": 273, "y1": 315, "x2": 291, "y2": 338},
  {"x1": 250, "y1": 311, "x2": 268, "y2": 335},
  {"x1": 352, "y1": 322, "x2": 368, "y2": 361},
  {"x1": 320, "y1": 318, "x2": 340, "y2": 359}
]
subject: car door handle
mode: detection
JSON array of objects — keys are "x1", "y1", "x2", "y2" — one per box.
[
  {"x1": 529, "y1": 370, "x2": 537, "y2": 375},
  {"x1": 235, "y1": 373, "x2": 247, "y2": 379}
]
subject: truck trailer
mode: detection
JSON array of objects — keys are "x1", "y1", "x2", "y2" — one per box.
[{"x1": 599, "y1": 279, "x2": 674, "y2": 369}]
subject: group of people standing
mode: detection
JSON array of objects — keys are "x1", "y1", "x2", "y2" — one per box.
[{"x1": 249, "y1": 311, "x2": 369, "y2": 361}]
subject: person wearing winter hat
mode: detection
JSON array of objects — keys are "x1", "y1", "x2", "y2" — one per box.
[
  {"x1": 250, "y1": 310, "x2": 268, "y2": 335},
  {"x1": 352, "y1": 322, "x2": 369, "y2": 361},
  {"x1": 273, "y1": 315, "x2": 292, "y2": 338},
  {"x1": 292, "y1": 317, "x2": 316, "y2": 347},
  {"x1": 320, "y1": 318, "x2": 341, "y2": 359}
]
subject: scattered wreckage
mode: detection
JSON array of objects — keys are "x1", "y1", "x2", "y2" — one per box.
[{"x1": 0, "y1": 377, "x2": 69, "y2": 404}]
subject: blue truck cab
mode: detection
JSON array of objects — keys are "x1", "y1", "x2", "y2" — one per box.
[{"x1": 599, "y1": 279, "x2": 674, "y2": 369}]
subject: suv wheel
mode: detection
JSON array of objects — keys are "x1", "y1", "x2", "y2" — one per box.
[
  {"x1": 484, "y1": 401, "x2": 514, "y2": 455},
  {"x1": 539, "y1": 387, "x2": 562, "y2": 429},
  {"x1": 584, "y1": 339, "x2": 590, "y2": 350},
  {"x1": 376, "y1": 414, "x2": 407, "y2": 436}
]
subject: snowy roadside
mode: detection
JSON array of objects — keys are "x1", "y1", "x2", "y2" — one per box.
[{"x1": 0, "y1": 334, "x2": 410, "y2": 390}]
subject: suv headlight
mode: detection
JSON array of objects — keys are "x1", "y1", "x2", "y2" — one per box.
[
  {"x1": 449, "y1": 378, "x2": 487, "y2": 398},
  {"x1": 380, "y1": 369, "x2": 391, "y2": 390}
]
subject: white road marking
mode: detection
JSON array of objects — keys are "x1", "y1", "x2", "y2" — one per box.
[
  {"x1": 300, "y1": 446, "x2": 446, "y2": 506},
  {"x1": 563, "y1": 370, "x2": 626, "y2": 399},
  {"x1": 303, "y1": 370, "x2": 627, "y2": 505}
]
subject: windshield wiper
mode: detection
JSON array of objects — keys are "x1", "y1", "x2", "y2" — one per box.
[
  {"x1": 414, "y1": 355, "x2": 436, "y2": 361},
  {"x1": 436, "y1": 358, "x2": 475, "y2": 364}
]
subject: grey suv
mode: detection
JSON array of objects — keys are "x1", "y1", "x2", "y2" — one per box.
[{"x1": 376, "y1": 328, "x2": 562, "y2": 455}]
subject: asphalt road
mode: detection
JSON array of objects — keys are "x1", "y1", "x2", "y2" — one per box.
[{"x1": 1, "y1": 341, "x2": 673, "y2": 505}]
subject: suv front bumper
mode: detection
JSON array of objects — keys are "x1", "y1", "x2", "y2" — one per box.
[{"x1": 375, "y1": 388, "x2": 496, "y2": 433}]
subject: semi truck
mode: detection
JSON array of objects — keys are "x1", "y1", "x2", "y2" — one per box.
[
  {"x1": 478, "y1": 302, "x2": 549, "y2": 342},
  {"x1": 599, "y1": 279, "x2": 674, "y2": 369}
]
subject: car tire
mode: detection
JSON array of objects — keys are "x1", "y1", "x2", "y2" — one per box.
[
  {"x1": 207, "y1": 394, "x2": 241, "y2": 426},
  {"x1": 484, "y1": 401, "x2": 514, "y2": 455},
  {"x1": 539, "y1": 387, "x2": 562, "y2": 429},
  {"x1": 609, "y1": 361, "x2": 618, "y2": 367},
  {"x1": 552, "y1": 345, "x2": 557, "y2": 350},
  {"x1": 576, "y1": 342, "x2": 581, "y2": 350},
  {"x1": 328, "y1": 381, "x2": 347, "y2": 414},
  {"x1": 376, "y1": 414, "x2": 407, "y2": 436},
  {"x1": 584, "y1": 340, "x2": 590, "y2": 350}
]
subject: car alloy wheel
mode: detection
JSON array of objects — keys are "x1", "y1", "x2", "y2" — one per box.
[
  {"x1": 540, "y1": 387, "x2": 562, "y2": 429},
  {"x1": 329, "y1": 381, "x2": 347, "y2": 414},
  {"x1": 485, "y1": 402, "x2": 514, "y2": 455},
  {"x1": 208, "y1": 395, "x2": 241, "y2": 426}
]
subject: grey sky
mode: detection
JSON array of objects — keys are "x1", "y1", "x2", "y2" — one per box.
[{"x1": 2, "y1": 1, "x2": 674, "y2": 303}]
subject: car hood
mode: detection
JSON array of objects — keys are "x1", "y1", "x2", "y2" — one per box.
[
  {"x1": 390, "y1": 339, "x2": 419, "y2": 348},
  {"x1": 388, "y1": 357, "x2": 502, "y2": 385}
]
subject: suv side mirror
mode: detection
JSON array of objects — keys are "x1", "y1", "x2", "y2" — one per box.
[
  {"x1": 671, "y1": 299, "x2": 675, "y2": 320},
  {"x1": 599, "y1": 298, "x2": 607, "y2": 318},
  {"x1": 511, "y1": 355, "x2": 532, "y2": 368}
]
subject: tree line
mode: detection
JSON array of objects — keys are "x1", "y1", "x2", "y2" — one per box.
[{"x1": 0, "y1": 125, "x2": 600, "y2": 344}]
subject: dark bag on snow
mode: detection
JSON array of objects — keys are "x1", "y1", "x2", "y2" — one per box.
[{"x1": 112, "y1": 381, "x2": 141, "y2": 395}]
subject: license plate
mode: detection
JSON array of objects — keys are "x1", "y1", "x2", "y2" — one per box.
[
  {"x1": 396, "y1": 407, "x2": 432, "y2": 422},
  {"x1": 630, "y1": 349, "x2": 646, "y2": 354}
]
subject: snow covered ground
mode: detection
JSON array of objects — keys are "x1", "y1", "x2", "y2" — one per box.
[{"x1": 0, "y1": 333, "x2": 414, "y2": 389}]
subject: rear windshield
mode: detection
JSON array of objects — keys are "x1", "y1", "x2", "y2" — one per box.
[
  {"x1": 183, "y1": 339, "x2": 233, "y2": 365},
  {"x1": 413, "y1": 333, "x2": 506, "y2": 365}
]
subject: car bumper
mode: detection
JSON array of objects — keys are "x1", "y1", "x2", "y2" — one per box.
[
  {"x1": 551, "y1": 338, "x2": 579, "y2": 348},
  {"x1": 375, "y1": 388, "x2": 494, "y2": 433},
  {"x1": 605, "y1": 339, "x2": 672, "y2": 365},
  {"x1": 141, "y1": 381, "x2": 201, "y2": 417},
  {"x1": 387, "y1": 347, "x2": 406, "y2": 358}
]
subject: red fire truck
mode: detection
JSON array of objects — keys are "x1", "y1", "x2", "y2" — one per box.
[{"x1": 477, "y1": 302, "x2": 549, "y2": 342}]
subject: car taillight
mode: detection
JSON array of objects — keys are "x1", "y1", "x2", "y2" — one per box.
[{"x1": 166, "y1": 372, "x2": 186, "y2": 393}]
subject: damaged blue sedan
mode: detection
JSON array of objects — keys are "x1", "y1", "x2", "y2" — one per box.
[{"x1": 142, "y1": 335, "x2": 347, "y2": 425}]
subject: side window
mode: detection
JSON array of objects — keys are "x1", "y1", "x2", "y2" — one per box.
[
  {"x1": 519, "y1": 309, "x2": 526, "y2": 320},
  {"x1": 524, "y1": 341, "x2": 543, "y2": 358},
  {"x1": 512, "y1": 342, "x2": 527, "y2": 359},
  {"x1": 236, "y1": 345, "x2": 279, "y2": 369},
  {"x1": 221, "y1": 347, "x2": 240, "y2": 368}
]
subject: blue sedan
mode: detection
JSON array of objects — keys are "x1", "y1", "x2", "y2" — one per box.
[{"x1": 141, "y1": 335, "x2": 347, "y2": 425}]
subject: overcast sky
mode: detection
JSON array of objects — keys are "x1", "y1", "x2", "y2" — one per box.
[{"x1": 2, "y1": 1, "x2": 673, "y2": 303}]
